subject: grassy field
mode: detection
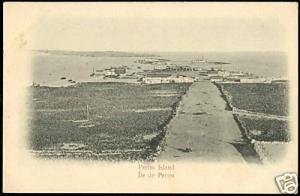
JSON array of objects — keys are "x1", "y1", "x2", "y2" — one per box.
[
  {"x1": 28, "y1": 82, "x2": 191, "y2": 161},
  {"x1": 237, "y1": 115, "x2": 290, "y2": 142},
  {"x1": 219, "y1": 83, "x2": 289, "y2": 116},
  {"x1": 216, "y1": 82, "x2": 290, "y2": 144}
]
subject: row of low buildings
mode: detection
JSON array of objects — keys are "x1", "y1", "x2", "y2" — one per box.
[
  {"x1": 89, "y1": 64, "x2": 287, "y2": 84},
  {"x1": 141, "y1": 73, "x2": 194, "y2": 84},
  {"x1": 199, "y1": 68, "x2": 271, "y2": 83},
  {"x1": 90, "y1": 66, "x2": 127, "y2": 78},
  {"x1": 135, "y1": 58, "x2": 171, "y2": 65},
  {"x1": 89, "y1": 66, "x2": 195, "y2": 84},
  {"x1": 154, "y1": 65, "x2": 201, "y2": 72}
]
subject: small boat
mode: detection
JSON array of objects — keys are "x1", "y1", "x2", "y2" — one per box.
[
  {"x1": 60, "y1": 77, "x2": 66, "y2": 80},
  {"x1": 90, "y1": 67, "x2": 96, "y2": 77},
  {"x1": 71, "y1": 81, "x2": 76, "y2": 83},
  {"x1": 68, "y1": 79, "x2": 73, "y2": 82}
]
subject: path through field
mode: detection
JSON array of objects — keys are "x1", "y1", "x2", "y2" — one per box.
[{"x1": 158, "y1": 79, "x2": 260, "y2": 163}]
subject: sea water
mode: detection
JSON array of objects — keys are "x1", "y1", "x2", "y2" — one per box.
[{"x1": 30, "y1": 51, "x2": 288, "y2": 87}]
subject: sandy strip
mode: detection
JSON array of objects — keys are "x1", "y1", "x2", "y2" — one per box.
[{"x1": 158, "y1": 79, "x2": 249, "y2": 163}]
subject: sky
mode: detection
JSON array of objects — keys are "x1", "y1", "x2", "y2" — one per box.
[{"x1": 23, "y1": 3, "x2": 294, "y2": 52}]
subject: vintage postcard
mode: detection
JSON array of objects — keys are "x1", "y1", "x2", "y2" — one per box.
[{"x1": 3, "y1": 2, "x2": 298, "y2": 193}]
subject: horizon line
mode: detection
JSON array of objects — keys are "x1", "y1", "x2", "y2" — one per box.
[{"x1": 28, "y1": 49, "x2": 286, "y2": 53}]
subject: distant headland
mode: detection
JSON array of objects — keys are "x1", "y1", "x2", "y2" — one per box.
[{"x1": 33, "y1": 50, "x2": 160, "y2": 58}]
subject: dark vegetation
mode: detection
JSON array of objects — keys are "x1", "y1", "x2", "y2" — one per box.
[
  {"x1": 216, "y1": 83, "x2": 289, "y2": 143},
  {"x1": 238, "y1": 115, "x2": 290, "y2": 142},
  {"x1": 220, "y1": 83, "x2": 289, "y2": 116},
  {"x1": 28, "y1": 82, "x2": 191, "y2": 161}
]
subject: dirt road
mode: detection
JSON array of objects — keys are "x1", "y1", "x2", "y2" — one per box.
[{"x1": 158, "y1": 79, "x2": 257, "y2": 163}]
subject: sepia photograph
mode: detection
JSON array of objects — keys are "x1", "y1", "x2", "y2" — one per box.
[{"x1": 3, "y1": 2, "x2": 298, "y2": 193}]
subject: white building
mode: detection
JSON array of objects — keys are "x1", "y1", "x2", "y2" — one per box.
[
  {"x1": 230, "y1": 72, "x2": 245, "y2": 77},
  {"x1": 209, "y1": 75, "x2": 224, "y2": 82},
  {"x1": 240, "y1": 78, "x2": 267, "y2": 83},
  {"x1": 142, "y1": 74, "x2": 194, "y2": 84},
  {"x1": 207, "y1": 73, "x2": 219, "y2": 77},
  {"x1": 105, "y1": 70, "x2": 118, "y2": 77},
  {"x1": 154, "y1": 65, "x2": 168, "y2": 70},
  {"x1": 217, "y1": 70, "x2": 231, "y2": 77}
]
